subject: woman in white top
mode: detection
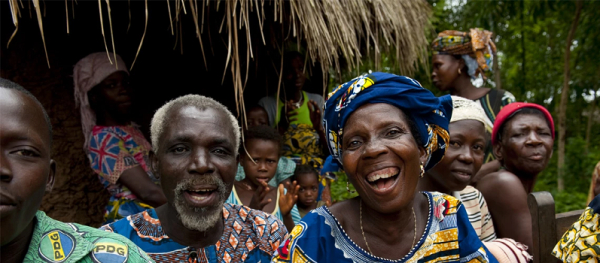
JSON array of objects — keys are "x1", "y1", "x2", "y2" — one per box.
[{"x1": 418, "y1": 96, "x2": 531, "y2": 263}]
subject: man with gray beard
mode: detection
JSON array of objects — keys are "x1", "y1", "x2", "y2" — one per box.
[{"x1": 101, "y1": 94, "x2": 289, "y2": 262}]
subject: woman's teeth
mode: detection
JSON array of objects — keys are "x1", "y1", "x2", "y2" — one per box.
[
  {"x1": 367, "y1": 167, "x2": 399, "y2": 182},
  {"x1": 368, "y1": 173, "x2": 395, "y2": 182}
]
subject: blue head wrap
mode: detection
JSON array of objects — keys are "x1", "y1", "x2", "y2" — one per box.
[{"x1": 323, "y1": 72, "x2": 452, "y2": 171}]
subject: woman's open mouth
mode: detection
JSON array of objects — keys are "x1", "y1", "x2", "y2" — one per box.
[{"x1": 365, "y1": 167, "x2": 400, "y2": 194}]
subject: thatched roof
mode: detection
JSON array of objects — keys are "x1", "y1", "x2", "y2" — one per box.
[{"x1": 6, "y1": 0, "x2": 431, "y2": 121}]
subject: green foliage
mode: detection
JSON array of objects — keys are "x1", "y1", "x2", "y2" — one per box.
[
  {"x1": 535, "y1": 136, "x2": 600, "y2": 212},
  {"x1": 327, "y1": 0, "x2": 600, "y2": 212},
  {"x1": 425, "y1": 0, "x2": 600, "y2": 213},
  {"x1": 329, "y1": 172, "x2": 359, "y2": 203}
]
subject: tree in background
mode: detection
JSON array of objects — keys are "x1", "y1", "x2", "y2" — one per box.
[
  {"x1": 327, "y1": 0, "x2": 600, "y2": 211},
  {"x1": 423, "y1": 0, "x2": 600, "y2": 212},
  {"x1": 557, "y1": 0, "x2": 583, "y2": 191}
]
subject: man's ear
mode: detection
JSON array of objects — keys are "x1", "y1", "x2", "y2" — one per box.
[
  {"x1": 150, "y1": 150, "x2": 158, "y2": 175},
  {"x1": 45, "y1": 159, "x2": 56, "y2": 193}
]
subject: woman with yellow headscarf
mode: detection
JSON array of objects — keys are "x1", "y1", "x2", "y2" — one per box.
[{"x1": 431, "y1": 28, "x2": 515, "y2": 183}]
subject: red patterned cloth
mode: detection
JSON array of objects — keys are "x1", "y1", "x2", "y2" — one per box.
[{"x1": 87, "y1": 125, "x2": 158, "y2": 223}]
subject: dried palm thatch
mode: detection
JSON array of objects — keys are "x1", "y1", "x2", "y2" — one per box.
[{"x1": 6, "y1": 0, "x2": 431, "y2": 125}]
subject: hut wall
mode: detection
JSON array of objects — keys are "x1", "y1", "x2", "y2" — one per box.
[
  {"x1": 1, "y1": 36, "x2": 109, "y2": 227},
  {"x1": 1, "y1": 1, "x2": 325, "y2": 227}
]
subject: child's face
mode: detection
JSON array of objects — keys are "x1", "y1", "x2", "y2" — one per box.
[
  {"x1": 247, "y1": 107, "x2": 269, "y2": 128},
  {"x1": 296, "y1": 173, "x2": 319, "y2": 206},
  {"x1": 240, "y1": 139, "x2": 279, "y2": 187}
]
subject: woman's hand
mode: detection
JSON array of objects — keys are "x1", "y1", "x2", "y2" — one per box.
[
  {"x1": 308, "y1": 100, "x2": 323, "y2": 132},
  {"x1": 279, "y1": 181, "x2": 299, "y2": 216},
  {"x1": 248, "y1": 180, "x2": 272, "y2": 211}
]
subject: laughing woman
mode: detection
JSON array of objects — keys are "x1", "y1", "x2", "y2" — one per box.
[{"x1": 271, "y1": 72, "x2": 497, "y2": 262}]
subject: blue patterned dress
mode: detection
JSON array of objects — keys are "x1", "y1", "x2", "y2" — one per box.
[{"x1": 271, "y1": 192, "x2": 498, "y2": 263}]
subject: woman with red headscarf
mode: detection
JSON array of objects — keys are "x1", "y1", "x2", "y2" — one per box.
[{"x1": 477, "y1": 102, "x2": 555, "y2": 253}]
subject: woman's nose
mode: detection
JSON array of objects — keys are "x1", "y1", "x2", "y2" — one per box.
[{"x1": 362, "y1": 140, "x2": 388, "y2": 159}]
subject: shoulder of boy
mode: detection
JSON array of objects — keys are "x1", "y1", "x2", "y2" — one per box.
[
  {"x1": 32, "y1": 212, "x2": 154, "y2": 263},
  {"x1": 79, "y1": 223, "x2": 154, "y2": 263}
]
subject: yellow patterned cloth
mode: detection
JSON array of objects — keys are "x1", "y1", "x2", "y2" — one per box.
[
  {"x1": 587, "y1": 161, "x2": 600, "y2": 204},
  {"x1": 282, "y1": 123, "x2": 324, "y2": 169},
  {"x1": 431, "y1": 28, "x2": 496, "y2": 78},
  {"x1": 270, "y1": 192, "x2": 497, "y2": 263},
  {"x1": 553, "y1": 195, "x2": 600, "y2": 262}
]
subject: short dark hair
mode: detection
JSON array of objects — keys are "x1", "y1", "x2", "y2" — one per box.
[
  {"x1": 496, "y1": 107, "x2": 552, "y2": 143},
  {"x1": 0, "y1": 78, "x2": 53, "y2": 146},
  {"x1": 292, "y1": 164, "x2": 319, "y2": 182},
  {"x1": 248, "y1": 105, "x2": 267, "y2": 115},
  {"x1": 243, "y1": 125, "x2": 282, "y2": 154}
]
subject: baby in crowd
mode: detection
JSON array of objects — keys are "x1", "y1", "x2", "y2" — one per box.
[{"x1": 292, "y1": 165, "x2": 329, "y2": 218}]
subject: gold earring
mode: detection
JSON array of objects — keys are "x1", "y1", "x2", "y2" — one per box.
[
  {"x1": 458, "y1": 68, "x2": 462, "y2": 75},
  {"x1": 419, "y1": 163, "x2": 425, "y2": 178}
]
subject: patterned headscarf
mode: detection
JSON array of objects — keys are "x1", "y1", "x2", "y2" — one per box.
[
  {"x1": 323, "y1": 72, "x2": 453, "y2": 171},
  {"x1": 431, "y1": 28, "x2": 496, "y2": 79},
  {"x1": 73, "y1": 52, "x2": 129, "y2": 149}
]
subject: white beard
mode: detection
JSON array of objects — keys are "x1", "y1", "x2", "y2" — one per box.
[{"x1": 172, "y1": 175, "x2": 230, "y2": 232}]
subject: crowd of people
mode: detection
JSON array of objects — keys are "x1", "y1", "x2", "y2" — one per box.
[{"x1": 1, "y1": 27, "x2": 597, "y2": 263}]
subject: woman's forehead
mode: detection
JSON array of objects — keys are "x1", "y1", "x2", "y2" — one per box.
[
  {"x1": 432, "y1": 54, "x2": 455, "y2": 62},
  {"x1": 508, "y1": 113, "x2": 550, "y2": 129},
  {"x1": 345, "y1": 103, "x2": 407, "y2": 128}
]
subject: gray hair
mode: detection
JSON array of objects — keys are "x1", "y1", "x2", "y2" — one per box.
[{"x1": 150, "y1": 94, "x2": 240, "y2": 153}]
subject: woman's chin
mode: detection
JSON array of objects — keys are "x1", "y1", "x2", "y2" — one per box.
[{"x1": 358, "y1": 177, "x2": 417, "y2": 213}]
